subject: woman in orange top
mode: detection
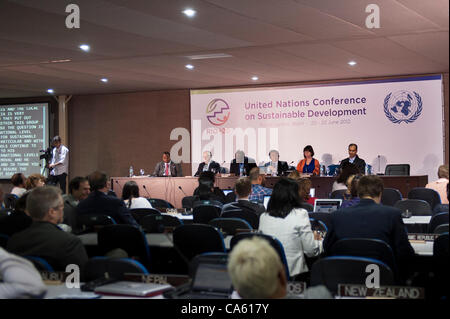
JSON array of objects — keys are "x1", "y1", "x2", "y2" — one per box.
[{"x1": 296, "y1": 145, "x2": 320, "y2": 176}]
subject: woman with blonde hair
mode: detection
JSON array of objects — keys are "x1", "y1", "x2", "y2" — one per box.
[{"x1": 25, "y1": 174, "x2": 46, "y2": 190}]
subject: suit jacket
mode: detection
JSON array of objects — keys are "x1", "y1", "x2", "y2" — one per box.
[
  {"x1": 153, "y1": 161, "x2": 180, "y2": 177},
  {"x1": 77, "y1": 190, "x2": 139, "y2": 227},
  {"x1": 323, "y1": 199, "x2": 415, "y2": 262},
  {"x1": 222, "y1": 199, "x2": 266, "y2": 217},
  {"x1": 339, "y1": 155, "x2": 366, "y2": 174},
  {"x1": 229, "y1": 157, "x2": 257, "y2": 176},
  {"x1": 264, "y1": 161, "x2": 289, "y2": 176},
  {"x1": 7, "y1": 221, "x2": 89, "y2": 273},
  {"x1": 194, "y1": 161, "x2": 221, "y2": 177}
]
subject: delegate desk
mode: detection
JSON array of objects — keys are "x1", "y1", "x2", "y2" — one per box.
[{"x1": 111, "y1": 175, "x2": 428, "y2": 208}]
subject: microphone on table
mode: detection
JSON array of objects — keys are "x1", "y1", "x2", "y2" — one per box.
[
  {"x1": 142, "y1": 185, "x2": 151, "y2": 198},
  {"x1": 178, "y1": 186, "x2": 188, "y2": 197}
]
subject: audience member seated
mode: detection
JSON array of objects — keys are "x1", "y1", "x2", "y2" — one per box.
[
  {"x1": 287, "y1": 170, "x2": 301, "y2": 180},
  {"x1": 229, "y1": 150, "x2": 257, "y2": 176},
  {"x1": 323, "y1": 175, "x2": 415, "y2": 282},
  {"x1": 339, "y1": 143, "x2": 366, "y2": 174},
  {"x1": 426, "y1": 164, "x2": 449, "y2": 205},
  {"x1": 331, "y1": 162, "x2": 360, "y2": 192},
  {"x1": 264, "y1": 150, "x2": 289, "y2": 176},
  {"x1": 259, "y1": 178, "x2": 322, "y2": 280},
  {"x1": 0, "y1": 247, "x2": 47, "y2": 299},
  {"x1": 248, "y1": 167, "x2": 273, "y2": 204},
  {"x1": 7, "y1": 186, "x2": 89, "y2": 273},
  {"x1": 0, "y1": 192, "x2": 33, "y2": 237},
  {"x1": 122, "y1": 181, "x2": 153, "y2": 209},
  {"x1": 340, "y1": 174, "x2": 362, "y2": 208},
  {"x1": 222, "y1": 177, "x2": 266, "y2": 217},
  {"x1": 193, "y1": 171, "x2": 226, "y2": 203},
  {"x1": 25, "y1": 174, "x2": 46, "y2": 190},
  {"x1": 0, "y1": 188, "x2": 5, "y2": 212},
  {"x1": 10, "y1": 173, "x2": 27, "y2": 198},
  {"x1": 228, "y1": 236, "x2": 331, "y2": 299},
  {"x1": 433, "y1": 183, "x2": 449, "y2": 214},
  {"x1": 63, "y1": 177, "x2": 91, "y2": 233},
  {"x1": 77, "y1": 171, "x2": 139, "y2": 227},
  {"x1": 298, "y1": 178, "x2": 316, "y2": 205},
  {"x1": 194, "y1": 151, "x2": 221, "y2": 176},
  {"x1": 296, "y1": 145, "x2": 320, "y2": 176}
]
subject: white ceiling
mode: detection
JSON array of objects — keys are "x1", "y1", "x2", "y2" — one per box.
[{"x1": 0, "y1": 0, "x2": 448, "y2": 98}]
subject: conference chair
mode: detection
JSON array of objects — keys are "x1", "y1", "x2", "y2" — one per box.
[
  {"x1": 76, "y1": 214, "x2": 117, "y2": 234},
  {"x1": 381, "y1": 188, "x2": 403, "y2": 206},
  {"x1": 432, "y1": 233, "x2": 449, "y2": 299},
  {"x1": 221, "y1": 209, "x2": 259, "y2": 229},
  {"x1": 148, "y1": 198, "x2": 174, "y2": 210},
  {"x1": 408, "y1": 187, "x2": 441, "y2": 211},
  {"x1": 3, "y1": 194, "x2": 18, "y2": 210},
  {"x1": 224, "y1": 192, "x2": 236, "y2": 204},
  {"x1": 394, "y1": 199, "x2": 432, "y2": 216},
  {"x1": 308, "y1": 212, "x2": 333, "y2": 231},
  {"x1": 428, "y1": 212, "x2": 449, "y2": 233},
  {"x1": 434, "y1": 224, "x2": 449, "y2": 234},
  {"x1": 385, "y1": 164, "x2": 410, "y2": 176},
  {"x1": 192, "y1": 201, "x2": 222, "y2": 224},
  {"x1": 84, "y1": 256, "x2": 149, "y2": 281},
  {"x1": 129, "y1": 207, "x2": 161, "y2": 224},
  {"x1": 209, "y1": 218, "x2": 252, "y2": 237},
  {"x1": 301, "y1": 202, "x2": 314, "y2": 212},
  {"x1": 309, "y1": 218, "x2": 328, "y2": 234},
  {"x1": 230, "y1": 232, "x2": 290, "y2": 280},
  {"x1": 172, "y1": 224, "x2": 226, "y2": 262},
  {"x1": 141, "y1": 214, "x2": 183, "y2": 233},
  {"x1": 433, "y1": 204, "x2": 449, "y2": 215},
  {"x1": 310, "y1": 256, "x2": 395, "y2": 295},
  {"x1": 327, "y1": 238, "x2": 396, "y2": 276},
  {"x1": 23, "y1": 256, "x2": 55, "y2": 272},
  {"x1": 188, "y1": 252, "x2": 228, "y2": 278},
  {"x1": 0, "y1": 233, "x2": 9, "y2": 248},
  {"x1": 181, "y1": 196, "x2": 196, "y2": 209},
  {"x1": 330, "y1": 189, "x2": 347, "y2": 200},
  {"x1": 327, "y1": 164, "x2": 340, "y2": 176},
  {"x1": 97, "y1": 225, "x2": 151, "y2": 269}
]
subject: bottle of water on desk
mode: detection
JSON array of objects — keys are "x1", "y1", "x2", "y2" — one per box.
[{"x1": 129, "y1": 165, "x2": 134, "y2": 177}]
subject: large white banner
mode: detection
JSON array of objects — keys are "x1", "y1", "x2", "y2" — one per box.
[{"x1": 190, "y1": 75, "x2": 444, "y2": 180}]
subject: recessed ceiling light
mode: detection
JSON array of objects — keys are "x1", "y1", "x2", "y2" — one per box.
[
  {"x1": 251, "y1": 76, "x2": 259, "y2": 81},
  {"x1": 183, "y1": 8, "x2": 196, "y2": 17},
  {"x1": 79, "y1": 44, "x2": 90, "y2": 52},
  {"x1": 100, "y1": 78, "x2": 108, "y2": 83},
  {"x1": 47, "y1": 89, "x2": 54, "y2": 94},
  {"x1": 348, "y1": 61, "x2": 357, "y2": 66},
  {"x1": 185, "y1": 64, "x2": 194, "y2": 70}
]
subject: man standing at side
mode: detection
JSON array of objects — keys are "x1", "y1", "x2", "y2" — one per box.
[
  {"x1": 153, "y1": 152, "x2": 181, "y2": 177},
  {"x1": 63, "y1": 177, "x2": 91, "y2": 233},
  {"x1": 48, "y1": 136, "x2": 69, "y2": 194},
  {"x1": 248, "y1": 167, "x2": 273, "y2": 204},
  {"x1": 339, "y1": 143, "x2": 366, "y2": 174}
]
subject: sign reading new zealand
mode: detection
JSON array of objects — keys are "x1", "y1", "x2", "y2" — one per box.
[{"x1": 384, "y1": 90, "x2": 422, "y2": 124}]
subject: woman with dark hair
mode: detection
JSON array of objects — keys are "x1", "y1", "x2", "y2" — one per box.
[
  {"x1": 296, "y1": 145, "x2": 320, "y2": 176},
  {"x1": 332, "y1": 162, "x2": 360, "y2": 192},
  {"x1": 122, "y1": 181, "x2": 152, "y2": 209},
  {"x1": 193, "y1": 171, "x2": 226, "y2": 203},
  {"x1": 298, "y1": 178, "x2": 317, "y2": 205},
  {"x1": 259, "y1": 178, "x2": 322, "y2": 279}
]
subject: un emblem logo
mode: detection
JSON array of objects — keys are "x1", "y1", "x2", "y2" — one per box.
[{"x1": 384, "y1": 90, "x2": 422, "y2": 124}]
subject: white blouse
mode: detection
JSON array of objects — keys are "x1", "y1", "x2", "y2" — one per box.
[
  {"x1": 259, "y1": 208, "x2": 322, "y2": 276},
  {"x1": 124, "y1": 197, "x2": 153, "y2": 209}
]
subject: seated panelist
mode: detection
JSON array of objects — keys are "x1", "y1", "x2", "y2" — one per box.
[
  {"x1": 194, "y1": 151, "x2": 221, "y2": 177},
  {"x1": 296, "y1": 145, "x2": 320, "y2": 176},
  {"x1": 153, "y1": 151, "x2": 181, "y2": 177},
  {"x1": 229, "y1": 150, "x2": 257, "y2": 176},
  {"x1": 264, "y1": 150, "x2": 289, "y2": 176}
]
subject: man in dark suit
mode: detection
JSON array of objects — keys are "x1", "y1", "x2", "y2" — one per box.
[
  {"x1": 77, "y1": 171, "x2": 139, "y2": 227},
  {"x1": 153, "y1": 151, "x2": 181, "y2": 177},
  {"x1": 229, "y1": 150, "x2": 257, "y2": 176},
  {"x1": 339, "y1": 143, "x2": 366, "y2": 174},
  {"x1": 264, "y1": 149, "x2": 289, "y2": 176},
  {"x1": 194, "y1": 151, "x2": 221, "y2": 176},
  {"x1": 7, "y1": 186, "x2": 89, "y2": 273},
  {"x1": 323, "y1": 175, "x2": 414, "y2": 281}
]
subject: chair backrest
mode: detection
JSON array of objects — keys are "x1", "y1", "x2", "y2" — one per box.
[
  {"x1": 300, "y1": 202, "x2": 314, "y2": 212},
  {"x1": 77, "y1": 214, "x2": 117, "y2": 233},
  {"x1": 172, "y1": 224, "x2": 226, "y2": 262},
  {"x1": 394, "y1": 199, "x2": 432, "y2": 216},
  {"x1": 148, "y1": 198, "x2": 174, "y2": 209},
  {"x1": 327, "y1": 164, "x2": 340, "y2": 176},
  {"x1": 24, "y1": 256, "x2": 55, "y2": 272},
  {"x1": 230, "y1": 232, "x2": 290, "y2": 280},
  {"x1": 221, "y1": 209, "x2": 259, "y2": 229},
  {"x1": 408, "y1": 187, "x2": 442, "y2": 211},
  {"x1": 193, "y1": 199, "x2": 223, "y2": 208},
  {"x1": 309, "y1": 218, "x2": 328, "y2": 233},
  {"x1": 97, "y1": 225, "x2": 151, "y2": 268},
  {"x1": 225, "y1": 192, "x2": 237, "y2": 204},
  {"x1": 433, "y1": 233, "x2": 449, "y2": 259},
  {"x1": 188, "y1": 252, "x2": 228, "y2": 278},
  {"x1": 130, "y1": 208, "x2": 161, "y2": 224},
  {"x1": 385, "y1": 164, "x2": 410, "y2": 176},
  {"x1": 328, "y1": 238, "x2": 396, "y2": 273},
  {"x1": 141, "y1": 214, "x2": 183, "y2": 233},
  {"x1": 310, "y1": 256, "x2": 394, "y2": 295},
  {"x1": 428, "y1": 212, "x2": 449, "y2": 233},
  {"x1": 381, "y1": 188, "x2": 403, "y2": 206},
  {"x1": 209, "y1": 218, "x2": 252, "y2": 236},
  {"x1": 330, "y1": 189, "x2": 347, "y2": 200},
  {"x1": 0, "y1": 233, "x2": 9, "y2": 249},
  {"x1": 193, "y1": 205, "x2": 222, "y2": 224},
  {"x1": 84, "y1": 256, "x2": 149, "y2": 281},
  {"x1": 182, "y1": 196, "x2": 196, "y2": 209},
  {"x1": 308, "y1": 212, "x2": 333, "y2": 230},
  {"x1": 3, "y1": 194, "x2": 18, "y2": 210},
  {"x1": 434, "y1": 224, "x2": 449, "y2": 234}
]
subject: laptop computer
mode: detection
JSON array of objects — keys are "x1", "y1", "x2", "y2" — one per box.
[
  {"x1": 313, "y1": 199, "x2": 342, "y2": 213},
  {"x1": 94, "y1": 281, "x2": 172, "y2": 297},
  {"x1": 222, "y1": 189, "x2": 233, "y2": 196},
  {"x1": 263, "y1": 195, "x2": 271, "y2": 210}
]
